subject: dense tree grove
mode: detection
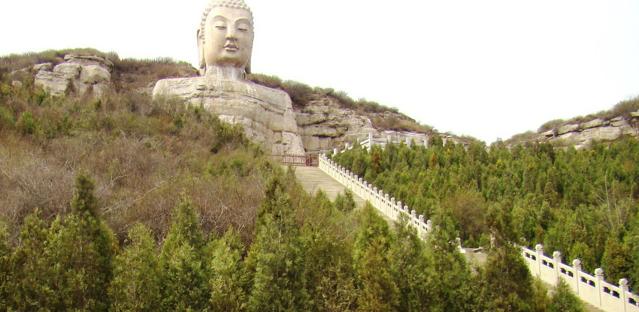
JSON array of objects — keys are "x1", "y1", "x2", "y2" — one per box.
[
  {"x1": 333, "y1": 136, "x2": 639, "y2": 288},
  {"x1": 0, "y1": 170, "x2": 587, "y2": 311},
  {"x1": 0, "y1": 53, "x2": 595, "y2": 311}
]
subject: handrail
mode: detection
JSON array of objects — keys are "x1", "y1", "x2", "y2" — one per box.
[{"x1": 322, "y1": 152, "x2": 639, "y2": 312}]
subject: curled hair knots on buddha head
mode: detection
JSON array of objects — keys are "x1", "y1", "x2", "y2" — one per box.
[{"x1": 199, "y1": 0, "x2": 254, "y2": 42}]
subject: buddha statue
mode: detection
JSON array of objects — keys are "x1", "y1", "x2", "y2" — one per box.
[{"x1": 153, "y1": 0, "x2": 305, "y2": 156}]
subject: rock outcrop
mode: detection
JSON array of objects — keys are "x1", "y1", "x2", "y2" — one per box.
[
  {"x1": 34, "y1": 54, "x2": 113, "y2": 97},
  {"x1": 294, "y1": 95, "x2": 436, "y2": 152},
  {"x1": 538, "y1": 114, "x2": 639, "y2": 148},
  {"x1": 153, "y1": 76, "x2": 305, "y2": 155}
]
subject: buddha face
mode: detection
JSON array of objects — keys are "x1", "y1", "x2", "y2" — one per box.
[{"x1": 201, "y1": 7, "x2": 254, "y2": 71}]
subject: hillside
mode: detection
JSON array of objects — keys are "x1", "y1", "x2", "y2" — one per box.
[
  {"x1": 0, "y1": 49, "x2": 447, "y2": 154},
  {"x1": 0, "y1": 48, "x2": 593, "y2": 311},
  {"x1": 506, "y1": 97, "x2": 639, "y2": 147}
]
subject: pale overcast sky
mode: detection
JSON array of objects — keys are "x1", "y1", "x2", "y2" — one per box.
[{"x1": 1, "y1": 0, "x2": 638, "y2": 143}]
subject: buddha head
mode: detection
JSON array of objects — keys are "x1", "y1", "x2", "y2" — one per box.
[{"x1": 198, "y1": 0, "x2": 254, "y2": 77}]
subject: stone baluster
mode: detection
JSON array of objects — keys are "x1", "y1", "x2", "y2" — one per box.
[
  {"x1": 594, "y1": 268, "x2": 605, "y2": 307},
  {"x1": 535, "y1": 244, "x2": 544, "y2": 277},
  {"x1": 620, "y1": 278, "x2": 629, "y2": 311},
  {"x1": 573, "y1": 259, "x2": 582, "y2": 295},
  {"x1": 426, "y1": 219, "x2": 432, "y2": 232},
  {"x1": 384, "y1": 193, "x2": 391, "y2": 217},
  {"x1": 390, "y1": 197, "x2": 396, "y2": 218},
  {"x1": 553, "y1": 251, "x2": 562, "y2": 282}
]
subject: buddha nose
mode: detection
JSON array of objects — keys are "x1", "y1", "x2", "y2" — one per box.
[{"x1": 226, "y1": 27, "x2": 237, "y2": 39}]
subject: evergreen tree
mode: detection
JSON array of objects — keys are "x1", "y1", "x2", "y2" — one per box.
[
  {"x1": 549, "y1": 279, "x2": 584, "y2": 312},
  {"x1": 602, "y1": 231, "x2": 633, "y2": 285},
  {"x1": 46, "y1": 174, "x2": 116, "y2": 311},
  {"x1": 301, "y1": 192, "x2": 356, "y2": 312},
  {"x1": 389, "y1": 216, "x2": 433, "y2": 311},
  {"x1": 480, "y1": 205, "x2": 535, "y2": 312},
  {"x1": 334, "y1": 190, "x2": 356, "y2": 213},
  {"x1": 208, "y1": 228, "x2": 249, "y2": 312},
  {"x1": 159, "y1": 196, "x2": 209, "y2": 311},
  {"x1": 427, "y1": 210, "x2": 476, "y2": 312},
  {"x1": 352, "y1": 205, "x2": 399, "y2": 311},
  {"x1": 109, "y1": 223, "x2": 161, "y2": 312},
  {"x1": 247, "y1": 176, "x2": 308, "y2": 311},
  {"x1": 531, "y1": 279, "x2": 551, "y2": 312},
  {"x1": 9, "y1": 210, "x2": 54, "y2": 310}
]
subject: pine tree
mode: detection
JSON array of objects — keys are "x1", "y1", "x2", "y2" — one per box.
[
  {"x1": 109, "y1": 223, "x2": 161, "y2": 312},
  {"x1": 301, "y1": 192, "x2": 356, "y2": 311},
  {"x1": 247, "y1": 176, "x2": 308, "y2": 312},
  {"x1": 389, "y1": 216, "x2": 433, "y2": 311},
  {"x1": 46, "y1": 174, "x2": 116, "y2": 311},
  {"x1": 8, "y1": 210, "x2": 54, "y2": 310},
  {"x1": 208, "y1": 228, "x2": 249, "y2": 312},
  {"x1": 602, "y1": 231, "x2": 633, "y2": 285},
  {"x1": 480, "y1": 204, "x2": 535, "y2": 312},
  {"x1": 549, "y1": 279, "x2": 584, "y2": 312},
  {"x1": 427, "y1": 210, "x2": 476, "y2": 312},
  {"x1": 159, "y1": 196, "x2": 209, "y2": 311},
  {"x1": 352, "y1": 205, "x2": 399, "y2": 311},
  {"x1": 334, "y1": 190, "x2": 356, "y2": 213}
]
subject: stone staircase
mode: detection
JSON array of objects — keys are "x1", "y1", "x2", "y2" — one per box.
[{"x1": 289, "y1": 166, "x2": 366, "y2": 207}]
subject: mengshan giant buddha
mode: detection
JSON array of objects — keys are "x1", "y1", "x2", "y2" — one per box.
[{"x1": 153, "y1": 0, "x2": 305, "y2": 156}]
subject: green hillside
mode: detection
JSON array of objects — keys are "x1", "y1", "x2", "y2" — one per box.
[
  {"x1": 0, "y1": 50, "x2": 586, "y2": 311},
  {"x1": 333, "y1": 136, "x2": 639, "y2": 291}
]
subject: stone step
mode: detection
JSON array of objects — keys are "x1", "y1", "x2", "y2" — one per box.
[{"x1": 288, "y1": 166, "x2": 366, "y2": 207}]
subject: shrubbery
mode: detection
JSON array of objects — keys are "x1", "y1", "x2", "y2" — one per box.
[{"x1": 334, "y1": 137, "x2": 639, "y2": 290}]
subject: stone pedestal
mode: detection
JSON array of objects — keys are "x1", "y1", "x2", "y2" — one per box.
[{"x1": 153, "y1": 76, "x2": 305, "y2": 155}]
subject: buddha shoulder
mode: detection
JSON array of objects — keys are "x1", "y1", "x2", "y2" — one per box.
[{"x1": 152, "y1": 76, "x2": 291, "y2": 104}]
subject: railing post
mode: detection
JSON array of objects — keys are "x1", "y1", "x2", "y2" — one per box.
[
  {"x1": 553, "y1": 251, "x2": 562, "y2": 282},
  {"x1": 535, "y1": 244, "x2": 544, "y2": 277},
  {"x1": 595, "y1": 268, "x2": 604, "y2": 307},
  {"x1": 620, "y1": 278, "x2": 629, "y2": 312},
  {"x1": 573, "y1": 259, "x2": 582, "y2": 295}
]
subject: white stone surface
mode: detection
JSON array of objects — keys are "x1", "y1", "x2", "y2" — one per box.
[
  {"x1": 33, "y1": 54, "x2": 112, "y2": 97},
  {"x1": 582, "y1": 118, "x2": 605, "y2": 129},
  {"x1": 558, "y1": 123, "x2": 580, "y2": 135},
  {"x1": 153, "y1": 76, "x2": 305, "y2": 155}
]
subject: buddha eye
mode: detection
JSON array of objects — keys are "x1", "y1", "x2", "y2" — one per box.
[{"x1": 214, "y1": 22, "x2": 227, "y2": 30}]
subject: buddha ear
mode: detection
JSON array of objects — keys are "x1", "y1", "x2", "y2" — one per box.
[
  {"x1": 197, "y1": 29, "x2": 206, "y2": 75},
  {"x1": 245, "y1": 56, "x2": 251, "y2": 75}
]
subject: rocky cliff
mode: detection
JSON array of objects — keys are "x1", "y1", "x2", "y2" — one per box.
[
  {"x1": 540, "y1": 115, "x2": 639, "y2": 148},
  {"x1": 507, "y1": 100, "x2": 639, "y2": 148}
]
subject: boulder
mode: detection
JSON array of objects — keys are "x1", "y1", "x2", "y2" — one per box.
[
  {"x1": 33, "y1": 63, "x2": 53, "y2": 72},
  {"x1": 557, "y1": 124, "x2": 579, "y2": 135},
  {"x1": 34, "y1": 54, "x2": 113, "y2": 97},
  {"x1": 611, "y1": 118, "x2": 628, "y2": 127},
  {"x1": 631, "y1": 111, "x2": 639, "y2": 118},
  {"x1": 581, "y1": 118, "x2": 604, "y2": 129}
]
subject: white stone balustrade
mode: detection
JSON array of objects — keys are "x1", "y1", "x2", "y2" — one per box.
[
  {"x1": 321, "y1": 153, "x2": 639, "y2": 312},
  {"x1": 521, "y1": 244, "x2": 639, "y2": 312},
  {"x1": 319, "y1": 154, "x2": 431, "y2": 238}
]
